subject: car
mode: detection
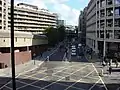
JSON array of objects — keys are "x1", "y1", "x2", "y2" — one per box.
[
  {"x1": 72, "y1": 49, "x2": 76, "y2": 52},
  {"x1": 71, "y1": 52, "x2": 76, "y2": 56},
  {"x1": 72, "y1": 47, "x2": 76, "y2": 50},
  {"x1": 78, "y1": 44, "x2": 82, "y2": 47},
  {"x1": 71, "y1": 45, "x2": 76, "y2": 48}
]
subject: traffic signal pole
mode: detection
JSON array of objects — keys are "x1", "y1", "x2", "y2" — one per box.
[{"x1": 11, "y1": 0, "x2": 16, "y2": 90}]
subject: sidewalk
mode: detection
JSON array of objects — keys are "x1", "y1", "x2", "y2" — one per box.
[{"x1": 0, "y1": 44, "x2": 60, "y2": 77}]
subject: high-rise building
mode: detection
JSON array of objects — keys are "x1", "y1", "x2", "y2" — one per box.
[
  {"x1": 8, "y1": 3, "x2": 58, "y2": 34},
  {"x1": 57, "y1": 20, "x2": 65, "y2": 26},
  {"x1": 78, "y1": 7, "x2": 87, "y2": 45},
  {"x1": 86, "y1": 0, "x2": 120, "y2": 57},
  {"x1": 0, "y1": 0, "x2": 8, "y2": 31},
  {"x1": 0, "y1": 2, "x2": 49, "y2": 69}
]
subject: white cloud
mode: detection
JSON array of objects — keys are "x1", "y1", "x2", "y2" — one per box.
[
  {"x1": 53, "y1": 3, "x2": 80, "y2": 25},
  {"x1": 14, "y1": 0, "x2": 80, "y2": 25}
]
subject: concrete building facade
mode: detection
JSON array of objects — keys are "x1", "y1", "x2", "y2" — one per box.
[
  {"x1": 8, "y1": 3, "x2": 58, "y2": 34},
  {"x1": 0, "y1": 2, "x2": 50, "y2": 69},
  {"x1": 57, "y1": 20, "x2": 65, "y2": 26},
  {"x1": 78, "y1": 8, "x2": 87, "y2": 45},
  {"x1": 86, "y1": 0, "x2": 120, "y2": 57},
  {"x1": 0, "y1": 0, "x2": 8, "y2": 31}
]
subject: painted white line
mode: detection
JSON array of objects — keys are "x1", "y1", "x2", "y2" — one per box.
[
  {"x1": 16, "y1": 63, "x2": 87, "y2": 90},
  {"x1": 22, "y1": 62, "x2": 83, "y2": 79},
  {"x1": 41, "y1": 64, "x2": 90, "y2": 90},
  {"x1": 4, "y1": 85, "x2": 12, "y2": 90},
  {"x1": 0, "y1": 43, "x2": 62, "y2": 89},
  {"x1": 0, "y1": 80, "x2": 12, "y2": 90},
  {"x1": 57, "y1": 82, "x2": 85, "y2": 90},
  {"x1": 65, "y1": 70, "x2": 95, "y2": 90},
  {"x1": 62, "y1": 52, "x2": 66, "y2": 61},
  {"x1": 92, "y1": 63, "x2": 108, "y2": 90},
  {"x1": 16, "y1": 80, "x2": 42, "y2": 90},
  {"x1": 88, "y1": 79, "x2": 101, "y2": 90},
  {"x1": 116, "y1": 87, "x2": 120, "y2": 90}
]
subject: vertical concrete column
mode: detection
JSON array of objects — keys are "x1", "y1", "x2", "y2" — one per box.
[
  {"x1": 95, "y1": 0, "x2": 99, "y2": 53},
  {"x1": 27, "y1": 46, "x2": 29, "y2": 51},
  {"x1": 113, "y1": 0, "x2": 115, "y2": 39},
  {"x1": 103, "y1": 0, "x2": 107, "y2": 57},
  {"x1": 99, "y1": 0, "x2": 101, "y2": 39}
]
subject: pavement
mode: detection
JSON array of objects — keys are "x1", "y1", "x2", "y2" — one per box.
[
  {"x1": 0, "y1": 43, "x2": 62, "y2": 89},
  {"x1": 0, "y1": 61, "x2": 107, "y2": 90},
  {"x1": 85, "y1": 50, "x2": 120, "y2": 90},
  {"x1": 1, "y1": 42, "x2": 120, "y2": 90}
]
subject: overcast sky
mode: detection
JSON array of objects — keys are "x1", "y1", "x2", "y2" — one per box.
[{"x1": 14, "y1": 0, "x2": 89, "y2": 25}]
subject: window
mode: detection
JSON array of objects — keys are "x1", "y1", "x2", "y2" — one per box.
[
  {"x1": 115, "y1": 30, "x2": 120, "y2": 39},
  {"x1": 115, "y1": 7, "x2": 120, "y2": 16},
  {"x1": 24, "y1": 38, "x2": 26, "y2": 42},
  {"x1": 3, "y1": 39, "x2": 5, "y2": 42},
  {"x1": 115, "y1": 19, "x2": 120, "y2": 27},
  {"x1": 106, "y1": 19, "x2": 113, "y2": 27},
  {"x1": 106, "y1": 8, "x2": 113, "y2": 16},
  {"x1": 115, "y1": 0, "x2": 120, "y2": 4},
  {"x1": 15, "y1": 37, "x2": 17, "y2": 42},
  {"x1": 100, "y1": 10, "x2": 105, "y2": 17},
  {"x1": 107, "y1": 0, "x2": 113, "y2": 5}
]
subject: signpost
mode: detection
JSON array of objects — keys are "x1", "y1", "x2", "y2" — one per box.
[{"x1": 11, "y1": 0, "x2": 16, "y2": 90}]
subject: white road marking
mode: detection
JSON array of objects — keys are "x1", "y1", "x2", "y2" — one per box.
[
  {"x1": 22, "y1": 63, "x2": 86, "y2": 79},
  {"x1": 92, "y1": 63, "x2": 108, "y2": 90},
  {"x1": 41, "y1": 64, "x2": 90, "y2": 90},
  {"x1": 65, "y1": 70, "x2": 95, "y2": 90},
  {"x1": 16, "y1": 63, "x2": 89, "y2": 90},
  {"x1": 4, "y1": 85, "x2": 12, "y2": 90},
  {"x1": 88, "y1": 79, "x2": 101, "y2": 90},
  {"x1": 16, "y1": 80, "x2": 42, "y2": 90},
  {"x1": 57, "y1": 82, "x2": 85, "y2": 90},
  {"x1": 0, "y1": 48, "x2": 59, "y2": 90}
]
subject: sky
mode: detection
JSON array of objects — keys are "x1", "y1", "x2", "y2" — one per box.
[{"x1": 14, "y1": 0, "x2": 89, "y2": 26}]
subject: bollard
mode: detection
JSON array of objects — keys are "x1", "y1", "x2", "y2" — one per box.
[{"x1": 99, "y1": 69, "x2": 103, "y2": 77}]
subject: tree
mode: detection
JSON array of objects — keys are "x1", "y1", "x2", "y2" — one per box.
[
  {"x1": 45, "y1": 26, "x2": 66, "y2": 46},
  {"x1": 57, "y1": 25, "x2": 66, "y2": 42},
  {"x1": 45, "y1": 27, "x2": 59, "y2": 46}
]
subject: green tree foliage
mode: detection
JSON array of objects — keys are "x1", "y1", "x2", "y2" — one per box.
[
  {"x1": 57, "y1": 25, "x2": 66, "y2": 42},
  {"x1": 45, "y1": 26, "x2": 66, "y2": 46}
]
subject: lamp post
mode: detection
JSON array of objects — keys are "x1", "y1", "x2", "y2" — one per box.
[
  {"x1": 103, "y1": 27, "x2": 106, "y2": 57},
  {"x1": 11, "y1": 0, "x2": 16, "y2": 90}
]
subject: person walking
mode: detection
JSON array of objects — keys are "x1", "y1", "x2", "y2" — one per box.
[
  {"x1": 109, "y1": 58, "x2": 112, "y2": 66},
  {"x1": 108, "y1": 66, "x2": 112, "y2": 75}
]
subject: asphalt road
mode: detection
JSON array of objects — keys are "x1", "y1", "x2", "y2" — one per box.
[
  {"x1": 0, "y1": 46, "x2": 107, "y2": 90},
  {"x1": 1, "y1": 45, "x2": 120, "y2": 90},
  {"x1": 0, "y1": 61, "x2": 107, "y2": 90}
]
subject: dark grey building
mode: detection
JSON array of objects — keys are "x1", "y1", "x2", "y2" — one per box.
[
  {"x1": 85, "y1": 0, "x2": 120, "y2": 57},
  {"x1": 78, "y1": 8, "x2": 87, "y2": 45}
]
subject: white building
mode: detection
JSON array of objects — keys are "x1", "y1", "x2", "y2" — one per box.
[
  {"x1": 0, "y1": 0, "x2": 8, "y2": 31},
  {"x1": 8, "y1": 3, "x2": 58, "y2": 34}
]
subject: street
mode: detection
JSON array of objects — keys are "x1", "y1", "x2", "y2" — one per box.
[{"x1": 0, "y1": 45, "x2": 107, "y2": 90}]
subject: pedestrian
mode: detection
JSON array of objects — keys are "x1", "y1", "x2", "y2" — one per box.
[
  {"x1": 108, "y1": 66, "x2": 112, "y2": 75},
  {"x1": 115, "y1": 59, "x2": 119, "y2": 68},
  {"x1": 47, "y1": 56, "x2": 49, "y2": 62},
  {"x1": 40, "y1": 52, "x2": 42, "y2": 58},
  {"x1": 108, "y1": 58, "x2": 112, "y2": 66}
]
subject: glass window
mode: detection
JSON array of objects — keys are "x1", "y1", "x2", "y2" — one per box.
[{"x1": 115, "y1": 0, "x2": 120, "y2": 4}]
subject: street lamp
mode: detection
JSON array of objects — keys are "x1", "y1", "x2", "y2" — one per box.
[
  {"x1": 11, "y1": 0, "x2": 16, "y2": 90},
  {"x1": 103, "y1": 27, "x2": 106, "y2": 57}
]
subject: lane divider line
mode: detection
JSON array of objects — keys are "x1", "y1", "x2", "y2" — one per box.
[
  {"x1": 92, "y1": 63, "x2": 108, "y2": 90},
  {"x1": 41, "y1": 65, "x2": 90, "y2": 90}
]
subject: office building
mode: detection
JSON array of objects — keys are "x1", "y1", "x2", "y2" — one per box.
[
  {"x1": 57, "y1": 20, "x2": 65, "y2": 26},
  {"x1": 86, "y1": 0, "x2": 120, "y2": 56},
  {"x1": 8, "y1": 3, "x2": 58, "y2": 34},
  {"x1": 0, "y1": 2, "x2": 49, "y2": 69},
  {"x1": 78, "y1": 7, "x2": 87, "y2": 45}
]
